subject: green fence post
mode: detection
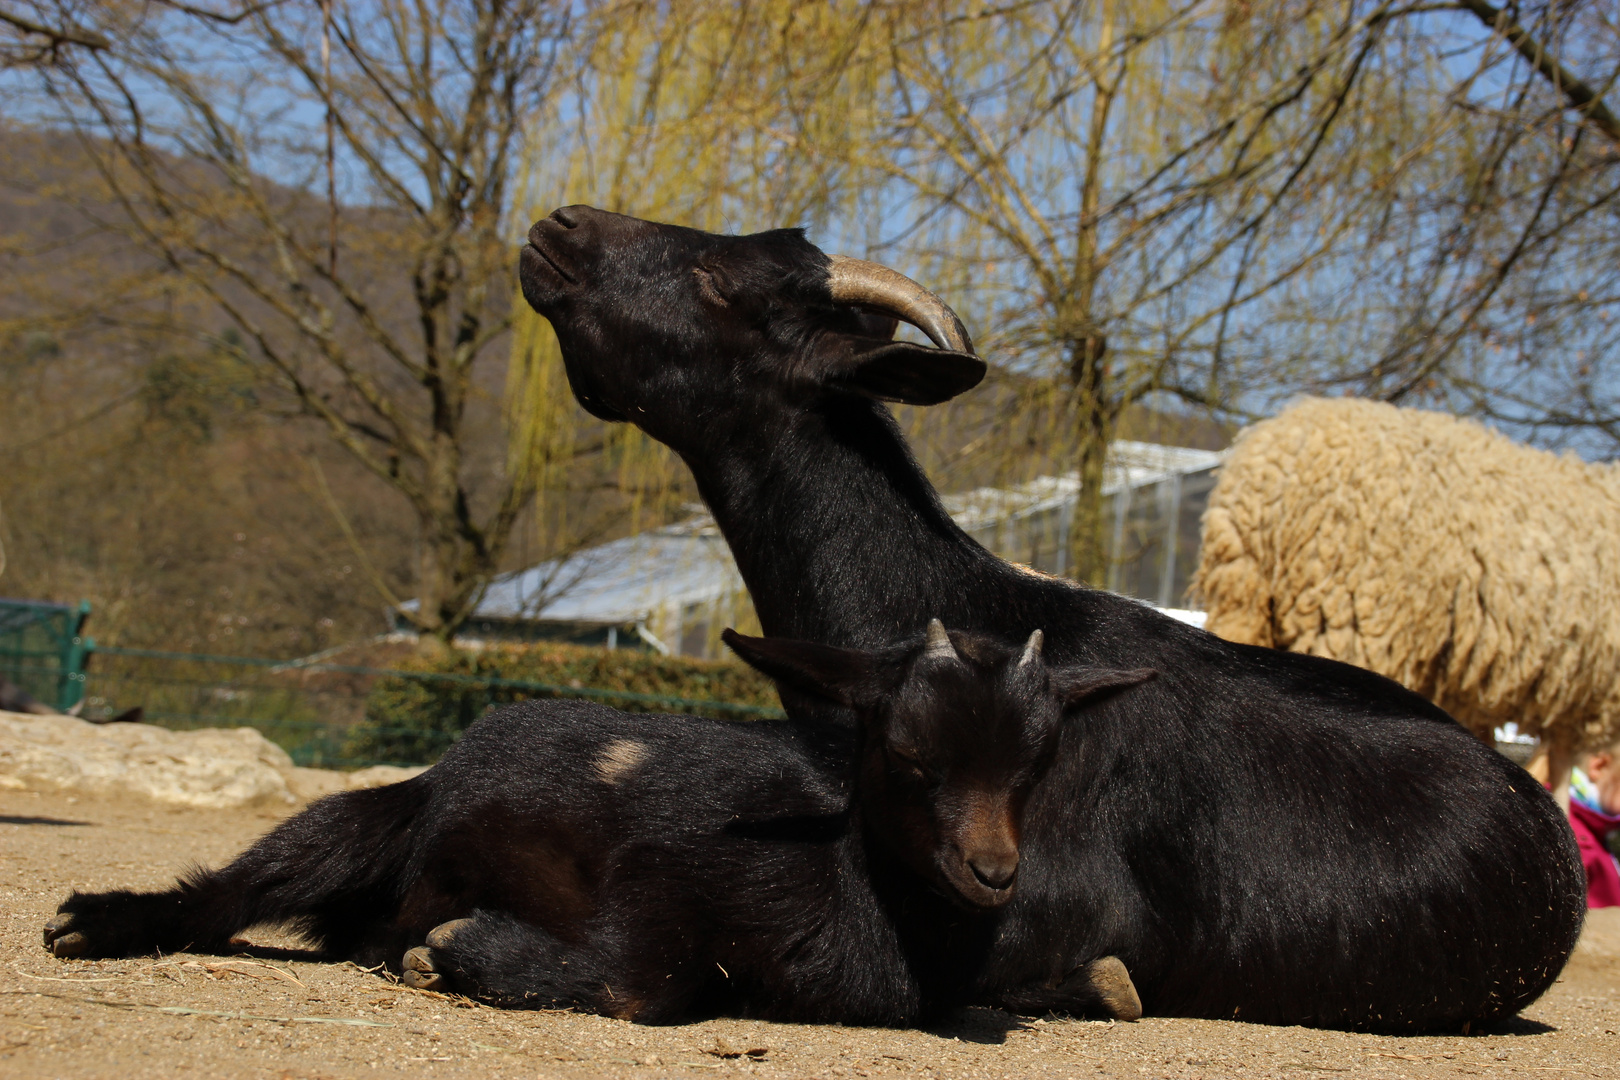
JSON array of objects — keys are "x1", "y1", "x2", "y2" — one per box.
[{"x1": 58, "y1": 600, "x2": 91, "y2": 712}]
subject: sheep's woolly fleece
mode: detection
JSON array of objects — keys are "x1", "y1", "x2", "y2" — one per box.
[
  {"x1": 0, "y1": 709, "x2": 423, "y2": 807},
  {"x1": 1193, "y1": 397, "x2": 1620, "y2": 748}
]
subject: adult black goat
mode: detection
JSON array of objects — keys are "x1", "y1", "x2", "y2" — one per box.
[
  {"x1": 44, "y1": 624, "x2": 1151, "y2": 1025},
  {"x1": 515, "y1": 205, "x2": 1586, "y2": 1032}
]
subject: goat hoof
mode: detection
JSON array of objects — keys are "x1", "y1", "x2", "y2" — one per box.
[
  {"x1": 43, "y1": 915, "x2": 88, "y2": 958},
  {"x1": 1084, "y1": 955, "x2": 1142, "y2": 1021},
  {"x1": 402, "y1": 946, "x2": 445, "y2": 991},
  {"x1": 425, "y1": 918, "x2": 475, "y2": 950}
]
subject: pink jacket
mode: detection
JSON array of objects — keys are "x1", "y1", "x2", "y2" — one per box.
[{"x1": 1569, "y1": 799, "x2": 1620, "y2": 909}]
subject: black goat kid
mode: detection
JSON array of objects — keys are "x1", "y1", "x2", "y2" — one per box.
[
  {"x1": 44, "y1": 625, "x2": 1152, "y2": 1025},
  {"x1": 516, "y1": 205, "x2": 1587, "y2": 1032}
]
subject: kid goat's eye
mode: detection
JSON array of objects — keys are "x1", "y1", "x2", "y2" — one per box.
[{"x1": 886, "y1": 745, "x2": 929, "y2": 779}]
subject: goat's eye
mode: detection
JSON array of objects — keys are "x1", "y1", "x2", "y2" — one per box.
[
  {"x1": 693, "y1": 267, "x2": 728, "y2": 307},
  {"x1": 886, "y1": 745, "x2": 930, "y2": 780}
]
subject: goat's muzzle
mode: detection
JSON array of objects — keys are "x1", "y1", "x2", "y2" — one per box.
[
  {"x1": 940, "y1": 832, "x2": 1020, "y2": 908},
  {"x1": 942, "y1": 853, "x2": 1017, "y2": 909}
]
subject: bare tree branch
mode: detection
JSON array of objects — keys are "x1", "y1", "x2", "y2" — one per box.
[
  {"x1": 1, "y1": 4, "x2": 108, "y2": 62},
  {"x1": 1456, "y1": 0, "x2": 1620, "y2": 149}
]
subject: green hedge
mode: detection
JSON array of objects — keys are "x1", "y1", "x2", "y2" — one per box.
[{"x1": 348, "y1": 643, "x2": 783, "y2": 764}]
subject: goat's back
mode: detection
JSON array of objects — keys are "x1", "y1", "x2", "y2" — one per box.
[{"x1": 996, "y1": 592, "x2": 1585, "y2": 1030}]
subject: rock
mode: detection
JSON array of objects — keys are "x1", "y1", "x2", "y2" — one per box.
[
  {"x1": 345, "y1": 764, "x2": 425, "y2": 788},
  {"x1": 282, "y1": 765, "x2": 352, "y2": 802},
  {"x1": 0, "y1": 710, "x2": 425, "y2": 809},
  {"x1": 283, "y1": 763, "x2": 427, "y2": 802}
]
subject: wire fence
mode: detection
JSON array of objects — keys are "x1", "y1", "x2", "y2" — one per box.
[
  {"x1": 0, "y1": 597, "x2": 91, "y2": 711},
  {"x1": 2, "y1": 645, "x2": 785, "y2": 770}
]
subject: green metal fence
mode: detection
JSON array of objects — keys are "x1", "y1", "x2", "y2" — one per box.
[{"x1": 0, "y1": 598, "x2": 92, "y2": 711}]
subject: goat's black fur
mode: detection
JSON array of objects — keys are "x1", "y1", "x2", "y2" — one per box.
[
  {"x1": 515, "y1": 205, "x2": 1587, "y2": 1031},
  {"x1": 46, "y1": 628, "x2": 1151, "y2": 1025}
]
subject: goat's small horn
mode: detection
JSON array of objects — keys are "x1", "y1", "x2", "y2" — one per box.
[
  {"x1": 1019, "y1": 629, "x2": 1044, "y2": 667},
  {"x1": 826, "y1": 255, "x2": 975, "y2": 355},
  {"x1": 924, "y1": 618, "x2": 958, "y2": 660}
]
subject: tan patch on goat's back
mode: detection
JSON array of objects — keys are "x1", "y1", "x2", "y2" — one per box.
[{"x1": 594, "y1": 738, "x2": 650, "y2": 784}]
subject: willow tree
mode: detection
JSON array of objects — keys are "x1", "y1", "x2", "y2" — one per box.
[
  {"x1": 26, "y1": 0, "x2": 579, "y2": 642},
  {"x1": 508, "y1": 0, "x2": 910, "y2": 541},
  {"x1": 822, "y1": 1, "x2": 1443, "y2": 584},
  {"x1": 1275, "y1": 0, "x2": 1620, "y2": 459},
  {"x1": 493, "y1": 1, "x2": 937, "y2": 650}
]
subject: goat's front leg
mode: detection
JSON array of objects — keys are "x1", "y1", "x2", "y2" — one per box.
[
  {"x1": 403, "y1": 910, "x2": 661, "y2": 1020},
  {"x1": 993, "y1": 955, "x2": 1143, "y2": 1021}
]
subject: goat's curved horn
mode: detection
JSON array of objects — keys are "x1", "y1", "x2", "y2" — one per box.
[
  {"x1": 924, "y1": 618, "x2": 958, "y2": 661},
  {"x1": 826, "y1": 255, "x2": 975, "y2": 355},
  {"x1": 1019, "y1": 629, "x2": 1044, "y2": 668}
]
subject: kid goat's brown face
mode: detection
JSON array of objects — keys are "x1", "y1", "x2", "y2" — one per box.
[{"x1": 723, "y1": 622, "x2": 1156, "y2": 911}]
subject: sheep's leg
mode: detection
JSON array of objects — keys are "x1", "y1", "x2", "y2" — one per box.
[
  {"x1": 1546, "y1": 731, "x2": 1576, "y2": 812},
  {"x1": 992, "y1": 955, "x2": 1143, "y2": 1021},
  {"x1": 1529, "y1": 730, "x2": 1577, "y2": 811},
  {"x1": 404, "y1": 911, "x2": 652, "y2": 1018}
]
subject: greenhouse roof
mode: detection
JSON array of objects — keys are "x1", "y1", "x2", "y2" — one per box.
[
  {"x1": 468, "y1": 524, "x2": 742, "y2": 626},
  {"x1": 943, "y1": 441, "x2": 1223, "y2": 531}
]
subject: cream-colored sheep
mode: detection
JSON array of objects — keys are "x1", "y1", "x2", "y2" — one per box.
[{"x1": 1193, "y1": 397, "x2": 1620, "y2": 804}]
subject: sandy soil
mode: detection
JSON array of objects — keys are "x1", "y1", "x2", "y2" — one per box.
[{"x1": 2, "y1": 786, "x2": 1616, "y2": 1080}]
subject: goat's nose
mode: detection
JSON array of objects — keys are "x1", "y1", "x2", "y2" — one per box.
[
  {"x1": 968, "y1": 852, "x2": 1018, "y2": 891},
  {"x1": 550, "y1": 205, "x2": 583, "y2": 228}
]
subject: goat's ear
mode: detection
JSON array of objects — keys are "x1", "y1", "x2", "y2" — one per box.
[
  {"x1": 1050, "y1": 667, "x2": 1158, "y2": 710},
  {"x1": 722, "y1": 629, "x2": 885, "y2": 707},
  {"x1": 849, "y1": 308, "x2": 900, "y2": 340},
  {"x1": 826, "y1": 341, "x2": 986, "y2": 406}
]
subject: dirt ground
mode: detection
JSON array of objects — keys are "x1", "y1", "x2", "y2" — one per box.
[{"x1": 2, "y1": 787, "x2": 1616, "y2": 1080}]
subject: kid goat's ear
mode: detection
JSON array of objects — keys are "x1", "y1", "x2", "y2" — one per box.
[
  {"x1": 823, "y1": 340, "x2": 986, "y2": 406},
  {"x1": 721, "y1": 628, "x2": 884, "y2": 707},
  {"x1": 1050, "y1": 667, "x2": 1159, "y2": 710}
]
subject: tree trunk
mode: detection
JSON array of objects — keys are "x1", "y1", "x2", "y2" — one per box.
[
  {"x1": 411, "y1": 527, "x2": 494, "y2": 647},
  {"x1": 408, "y1": 419, "x2": 499, "y2": 645},
  {"x1": 1062, "y1": 18, "x2": 1121, "y2": 590},
  {"x1": 1065, "y1": 333, "x2": 1113, "y2": 587}
]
